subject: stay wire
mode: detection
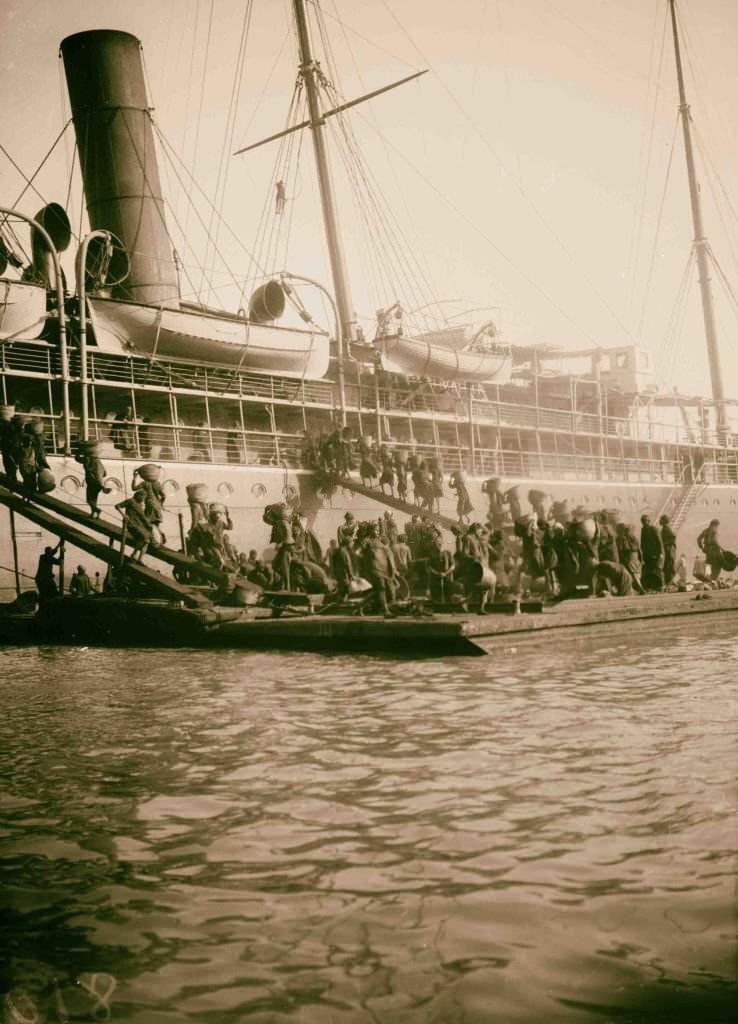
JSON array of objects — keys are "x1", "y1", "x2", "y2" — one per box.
[
  {"x1": 205, "y1": 0, "x2": 255, "y2": 296},
  {"x1": 2, "y1": 121, "x2": 72, "y2": 212},
  {"x1": 627, "y1": 0, "x2": 668, "y2": 324},
  {"x1": 322, "y1": 0, "x2": 444, "y2": 327},
  {"x1": 314, "y1": 1, "x2": 441, "y2": 320},
  {"x1": 378, "y1": 0, "x2": 635, "y2": 341},
  {"x1": 348, "y1": 100, "x2": 599, "y2": 344},
  {"x1": 636, "y1": 111, "x2": 679, "y2": 338},
  {"x1": 155, "y1": 126, "x2": 267, "y2": 279},
  {"x1": 192, "y1": 0, "x2": 217, "y2": 297}
]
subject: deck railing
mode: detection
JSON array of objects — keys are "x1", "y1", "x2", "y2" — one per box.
[
  {"x1": 3, "y1": 339, "x2": 735, "y2": 454},
  {"x1": 16, "y1": 410, "x2": 737, "y2": 485}
]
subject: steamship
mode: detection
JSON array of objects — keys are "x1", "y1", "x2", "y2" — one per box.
[{"x1": 1, "y1": 0, "x2": 737, "y2": 596}]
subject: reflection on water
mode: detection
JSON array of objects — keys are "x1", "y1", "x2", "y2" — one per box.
[{"x1": 0, "y1": 620, "x2": 736, "y2": 1023}]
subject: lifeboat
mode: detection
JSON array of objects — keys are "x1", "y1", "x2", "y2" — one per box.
[
  {"x1": 379, "y1": 321, "x2": 512, "y2": 383},
  {"x1": 0, "y1": 279, "x2": 46, "y2": 341},
  {"x1": 87, "y1": 296, "x2": 330, "y2": 379}
]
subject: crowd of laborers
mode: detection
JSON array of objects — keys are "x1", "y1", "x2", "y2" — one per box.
[
  {"x1": 0, "y1": 412, "x2": 54, "y2": 494},
  {"x1": 302, "y1": 428, "x2": 475, "y2": 518},
  {"x1": 7, "y1": 410, "x2": 735, "y2": 613}
]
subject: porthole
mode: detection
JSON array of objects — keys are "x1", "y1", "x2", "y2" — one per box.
[
  {"x1": 60, "y1": 474, "x2": 82, "y2": 495},
  {"x1": 104, "y1": 477, "x2": 123, "y2": 494},
  {"x1": 251, "y1": 482, "x2": 267, "y2": 498},
  {"x1": 217, "y1": 481, "x2": 234, "y2": 497},
  {"x1": 162, "y1": 479, "x2": 180, "y2": 495},
  {"x1": 283, "y1": 484, "x2": 297, "y2": 501}
]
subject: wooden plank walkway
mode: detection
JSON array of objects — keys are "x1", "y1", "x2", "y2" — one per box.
[
  {"x1": 0, "y1": 473, "x2": 228, "y2": 586},
  {"x1": 336, "y1": 476, "x2": 459, "y2": 530},
  {"x1": 215, "y1": 588, "x2": 738, "y2": 656},
  {"x1": 0, "y1": 484, "x2": 212, "y2": 608},
  {"x1": 461, "y1": 588, "x2": 738, "y2": 641}
]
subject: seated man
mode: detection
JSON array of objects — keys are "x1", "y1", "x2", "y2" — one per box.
[
  {"x1": 592, "y1": 559, "x2": 634, "y2": 597},
  {"x1": 69, "y1": 565, "x2": 93, "y2": 597}
]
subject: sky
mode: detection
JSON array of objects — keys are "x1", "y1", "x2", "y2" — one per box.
[{"x1": 2, "y1": 0, "x2": 738, "y2": 401}]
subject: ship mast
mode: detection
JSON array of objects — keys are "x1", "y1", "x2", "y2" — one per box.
[
  {"x1": 292, "y1": 0, "x2": 357, "y2": 353},
  {"x1": 668, "y1": 0, "x2": 726, "y2": 433}
]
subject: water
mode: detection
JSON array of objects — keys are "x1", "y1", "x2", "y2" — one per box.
[{"x1": 0, "y1": 620, "x2": 736, "y2": 1024}]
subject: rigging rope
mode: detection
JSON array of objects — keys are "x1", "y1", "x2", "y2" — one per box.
[
  {"x1": 654, "y1": 248, "x2": 694, "y2": 386},
  {"x1": 627, "y1": 0, "x2": 668, "y2": 327},
  {"x1": 377, "y1": 0, "x2": 636, "y2": 342},
  {"x1": 313, "y1": 3, "x2": 443, "y2": 332},
  {"x1": 155, "y1": 126, "x2": 268, "y2": 296},
  {"x1": 204, "y1": 0, "x2": 255, "y2": 298},
  {"x1": 347, "y1": 101, "x2": 600, "y2": 345},
  {"x1": 1, "y1": 123, "x2": 72, "y2": 211},
  {"x1": 708, "y1": 245, "x2": 738, "y2": 330},
  {"x1": 636, "y1": 111, "x2": 679, "y2": 338},
  {"x1": 325, "y1": 0, "x2": 445, "y2": 326}
]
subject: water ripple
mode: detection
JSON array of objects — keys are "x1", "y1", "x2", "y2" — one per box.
[{"x1": 0, "y1": 619, "x2": 736, "y2": 1022}]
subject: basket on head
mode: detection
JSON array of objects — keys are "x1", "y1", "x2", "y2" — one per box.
[
  {"x1": 186, "y1": 483, "x2": 208, "y2": 502},
  {"x1": 580, "y1": 518, "x2": 597, "y2": 540},
  {"x1": 137, "y1": 463, "x2": 162, "y2": 482},
  {"x1": 37, "y1": 469, "x2": 56, "y2": 494}
]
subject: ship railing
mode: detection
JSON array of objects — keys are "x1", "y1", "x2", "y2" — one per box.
[
  {"x1": 1, "y1": 338, "x2": 55, "y2": 378},
  {"x1": 27, "y1": 413, "x2": 307, "y2": 469},
  {"x1": 5, "y1": 337, "x2": 738, "y2": 453},
  {"x1": 83, "y1": 350, "x2": 334, "y2": 406},
  {"x1": 10, "y1": 407, "x2": 738, "y2": 485}
]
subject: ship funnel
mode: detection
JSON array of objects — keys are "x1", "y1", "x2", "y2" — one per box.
[
  {"x1": 60, "y1": 30, "x2": 179, "y2": 306},
  {"x1": 30, "y1": 203, "x2": 71, "y2": 287},
  {"x1": 249, "y1": 280, "x2": 286, "y2": 322}
]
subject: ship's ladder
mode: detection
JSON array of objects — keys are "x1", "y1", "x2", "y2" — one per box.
[
  {"x1": 0, "y1": 473, "x2": 229, "y2": 587},
  {"x1": 0, "y1": 479, "x2": 224, "y2": 607},
  {"x1": 335, "y1": 475, "x2": 459, "y2": 531},
  {"x1": 658, "y1": 479, "x2": 704, "y2": 531}
]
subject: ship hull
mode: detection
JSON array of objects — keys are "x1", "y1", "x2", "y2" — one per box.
[{"x1": 2, "y1": 453, "x2": 737, "y2": 603}]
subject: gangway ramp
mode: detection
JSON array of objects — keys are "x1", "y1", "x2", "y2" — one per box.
[
  {"x1": 335, "y1": 476, "x2": 459, "y2": 531},
  {"x1": 0, "y1": 484, "x2": 212, "y2": 608},
  {"x1": 0, "y1": 474, "x2": 228, "y2": 587}
]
